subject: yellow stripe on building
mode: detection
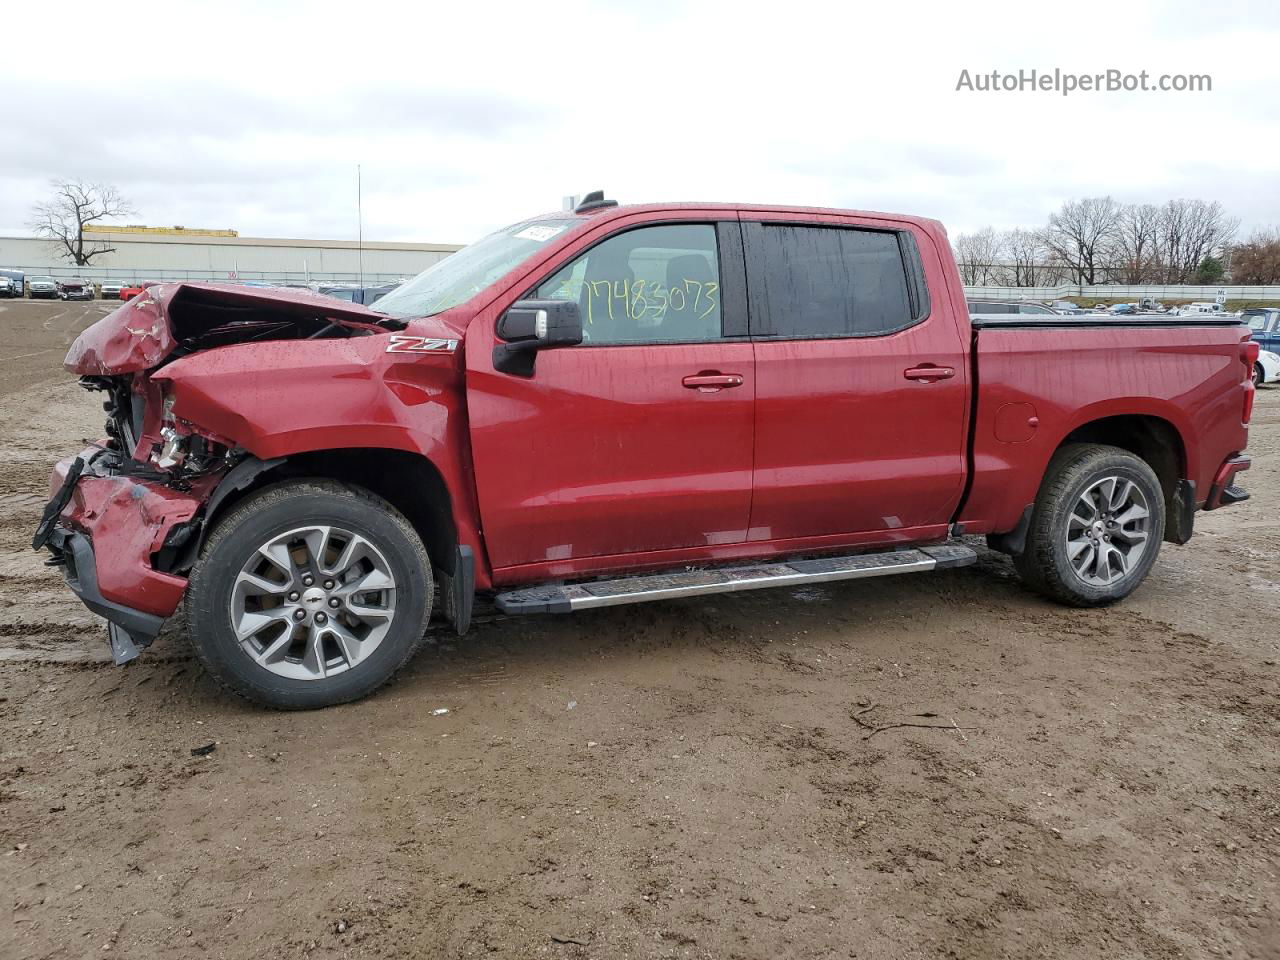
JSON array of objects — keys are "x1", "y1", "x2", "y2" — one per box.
[{"x1": 90, "y1": 225, "x2": 239, "y2": 237}]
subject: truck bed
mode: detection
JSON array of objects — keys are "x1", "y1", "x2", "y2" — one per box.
[{"x1": 961, "y1": 316, "x2": 1251, "y2": 535}]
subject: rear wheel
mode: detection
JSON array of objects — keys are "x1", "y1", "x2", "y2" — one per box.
[
  {"x1": 1014, "y1": 444, "x2": 1165, "y2": 606},
  {"x1": 186, "y1": 480, "x2": 432, "y2": 709},
  {"x1": 1254, "y1": 363, "x2": 1265, "y2": 387}
]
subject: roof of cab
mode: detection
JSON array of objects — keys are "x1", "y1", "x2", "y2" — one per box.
[{"x1": 536, "y1": 201, "x2": 947, "y2": 235}]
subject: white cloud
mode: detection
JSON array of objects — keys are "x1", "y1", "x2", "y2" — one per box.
[{"x1": 1, "y1": 0, "x2": 1275, "y2": 245}]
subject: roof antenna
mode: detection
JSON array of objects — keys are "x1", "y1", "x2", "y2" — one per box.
[{"x1": 574, "y1": 190, "x2": 618, "y2": 214}]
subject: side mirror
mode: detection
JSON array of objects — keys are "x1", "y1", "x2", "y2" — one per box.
[{"x1": 493, "y1": 299, "x2": 583, "y2": 376}]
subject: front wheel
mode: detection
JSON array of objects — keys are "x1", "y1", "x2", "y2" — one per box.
[
  {"x1": 1254, "y1": 363, "x2": 1265, "y2": 387},
  {"x1": 1014, "y1": 444, "x2": 1165, "y2": 607},
  {"x1": 186, "y1": 480, "x2": 433, "y2": 709}
]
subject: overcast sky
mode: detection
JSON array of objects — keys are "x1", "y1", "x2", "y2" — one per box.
[{"x1": 1, "y1": 0, "x2": 1276, "y2": 247}]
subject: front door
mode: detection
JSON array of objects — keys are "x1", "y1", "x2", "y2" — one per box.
[
  {"x1": 466, "y1": 221, "x2": 755, "y2": 575},
  {"x1": 743, "y1": 217, "x2": 970, "y2": 543}
]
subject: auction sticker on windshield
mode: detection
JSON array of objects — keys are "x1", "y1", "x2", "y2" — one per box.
[{"x1": 514, "y1": 225, "x2": 566, "y2": 242}]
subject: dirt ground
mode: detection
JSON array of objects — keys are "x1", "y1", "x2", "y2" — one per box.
[{"x1": 0, "y1": 297, "x2": 1277, "y2": 960}]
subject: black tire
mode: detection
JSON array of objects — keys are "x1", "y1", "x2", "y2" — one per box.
[
  {"x1": 185, "y1": 479, "x2": 432, "y2": 709},
  {"x1": 1013, "y1": 443, "x2": 1165, "y2": 607},
  {"x1": 1254, "y1": 363, "x2": 1264, "y2": 387}
]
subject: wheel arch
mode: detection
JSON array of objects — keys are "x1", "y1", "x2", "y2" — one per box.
[
  {"x1": 201, "y1": 448, "x2": 460, "y2": 577},
  {"x1": 1058, "y1": 414, "x2": 1186, "y2": 509},
  {"x1": 988, "y1": 413, "x2": 1189, "y2": 556}
]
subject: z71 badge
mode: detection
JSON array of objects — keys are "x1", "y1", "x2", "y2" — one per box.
[{"x1": 386, "y1": 335, "x2": 460, "y2": 354}]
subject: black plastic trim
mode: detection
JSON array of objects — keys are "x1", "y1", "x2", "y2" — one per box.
[
  {"x1": 450, "y1": 544, "x2": 475, "y2": 635},
  {"x1": 51, "y1": 529, "x2": 164, "y2": 662},
  {"x1": 494, "y1": 589, "x2": 573, "y2": 615},
  {"x1": 716, "y1": 221, "x2": 748, "y2": 339},
  {"x1": 971, "y1": 317, "x2": 1243, "y2": 329},
  {"x1": 1167, "y1": 478, "x2": 1196, "y2": 545},
  {"x1": 985, "y1": 503, "x2": 1035, "y2": 557},
  {"x1": 574, "y1": 191, "x2": 618, "y2": 214},
  {"x1": 898, "y1": 231, "x2": 931, "y2": 322},
  {"x1": 31, "y1": 456, "x2": 85, "y2": 550},
  {"x1": 1220, "y1": 484, "x2": 1250, "y2": 506}
]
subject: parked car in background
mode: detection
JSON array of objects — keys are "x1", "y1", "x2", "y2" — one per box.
[
  {"x1": 27, "y1": 276, "x2": 58, "y2": 299},
  {"x1": 0, "y1": 269, "x2": 25, "y2": 298},
  {"x1": 1177, "y1": 302, "x2": 1224, "y2": 316},
  {"x1": 318, "y1": 283, "x2": 402, "y2": 307},
  {"x1": 120, "y1": 281, "x2": 159, "y2": 301},
  {"x1": 99, "y1": 280, "x2": 125, "y2": 299},
  {"x1": 362, "y1": 285, "x2": 401, "y2": 307},
  {"x1": 41, "y1": 197, "x2": 1255, "y2": 708},
  {"x1": 965, "y1": 300, "x2": 1058, "y2": 315},
  {"x1": 1050, "y1": 300, "x2": 1087, "y2": 315},
  {"x1": 1253, "y1": 348, "x2": 1280, "y2": 386},
  {"x1": 315, "y1": 283, "x2": 360, "y2": 302},
  {"x1": 1243, "y1": 307, "x2": 1280, "y2": 354},
  {"x1": 1110, "y1": 303, "x2": 1136, "y2": 315},
  {"x1": 0, "y1": 278, "x2": 14, "y2": 298},
  {"x1": 57, "y1": 279, "x2": 93, "y2": 301}
]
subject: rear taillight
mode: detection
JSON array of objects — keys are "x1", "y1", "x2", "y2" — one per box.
[
  {"x1": 1242, "y1": 336, "x2": 1258, "y2": 424},
  {"x1": 1242, "y1": 338, "x2": 1259, "y2": 370}
]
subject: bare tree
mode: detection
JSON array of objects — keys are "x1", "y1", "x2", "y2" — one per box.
[
  {"x1": 1158, "y1": 199, "x2": 1238, "y2": 284},
  {"x1": 29, "y1": 179, "x2": 133, "y2": 266},
  {"x1": 1230, "y1": 229, "x2": 1280, "y2": 284},
  {"x1": 952, "y1": 228, "x2": 1003, "y2": 285},
  {"x1": 1042, "y1": 196, "x2": 1122, "y2": 284},
  {"x1": 1113, "y1": 203, "x2": 1162, "y2": 283},
  {"x1": 1003, "y1": 228, "x2": 1048, "y2": 287}
]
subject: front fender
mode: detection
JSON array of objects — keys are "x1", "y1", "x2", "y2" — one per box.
[
  {"x1": 153, "y1": 336, "x2": 485, "y2": 582},
  {"x1": 153, "y1": 336, "x2": 464, "y2": 461}
]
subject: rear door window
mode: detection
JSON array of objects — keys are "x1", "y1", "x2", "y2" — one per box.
[{"x1": 745, "y1": 224, "x2": 918, "y2": 338}]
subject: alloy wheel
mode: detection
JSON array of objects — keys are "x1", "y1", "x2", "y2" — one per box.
[
  {"x1": 1064, "y1": 475, "x2": 1151, "y2": 587},
  {"x1": 230, "y1": 525, "x2": 397, "y2": 680}
]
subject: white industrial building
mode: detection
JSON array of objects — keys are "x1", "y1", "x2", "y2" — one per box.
[{"x1": 0, "y1": 226, "x2": 462, "y2": 285}]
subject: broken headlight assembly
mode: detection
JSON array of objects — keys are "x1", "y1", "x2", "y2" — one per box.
[
  {"x1": 154, "y1": 426, "x2": 188, "y2": 470},
  {"x1": 149, "y1": 394, "x2": 225, "y2": 478}
]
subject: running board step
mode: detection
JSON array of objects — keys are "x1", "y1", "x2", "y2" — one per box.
[{"x1": 494, "y1": 544, "x2": 976, "y2": 615}]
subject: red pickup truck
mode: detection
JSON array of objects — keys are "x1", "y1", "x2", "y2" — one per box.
[{"x1": 34, "y1": 195, "x2": 1254, "y2": 709}]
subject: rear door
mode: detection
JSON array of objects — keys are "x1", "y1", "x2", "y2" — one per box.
[
  {"x1": 466, "y1": 218, "x2": 756, "y2": 574},
  {"x1": 743, "y1": 216, "x2": 969, "y2": 543}
]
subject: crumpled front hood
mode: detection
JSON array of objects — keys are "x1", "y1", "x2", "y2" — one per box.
[{"x1": 65, "y1": 282, "x2": 396, "y2": 376}]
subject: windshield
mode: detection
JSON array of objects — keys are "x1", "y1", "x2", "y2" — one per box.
[{"x1": 374, "y1": 217, "x2": 580, "y2": 319}]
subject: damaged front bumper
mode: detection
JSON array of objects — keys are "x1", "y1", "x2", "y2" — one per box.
[{"x1": 34, "y1": 446, "x2": 207, "y2": 664}]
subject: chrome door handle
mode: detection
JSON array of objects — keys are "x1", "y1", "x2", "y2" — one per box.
[
  {"x1": 682, "y1": 372, "x2": 745, "y2": 391},
  {"x1": 904, "y1": 365, "x2": 956, "y2": 382}
]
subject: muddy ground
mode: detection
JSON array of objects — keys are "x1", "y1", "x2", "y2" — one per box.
[{"x1": 0, "y1": 298, "x2": 1276, "y2": 960}]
